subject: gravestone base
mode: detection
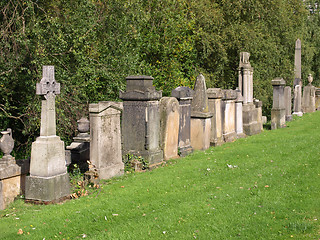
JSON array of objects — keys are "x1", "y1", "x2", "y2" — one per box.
[
  {"x1": 243, "y1": 104, "x2": 261, "y2": 136},
  {"x1": 178, "y1": 145, "x2": 193, "y2": 157},
  {"x1": 124, "y1": 149, "x2": 163, "y2": 166},
  {"x1": 190, "y1": 117, "x2": 212, "y2": 150},
  {"x1": 98, "y1": 163, "x2": 124, "y2": 180},
  {"x1": 210, "y1": 137, "x2": 224, "y2": 147},
  {"x1": 25, "y1": 173, "x2": 70, "y2": 202},
  {"x1": 237, "y1": 132, "x2": 246, "y2": 139},
  {"x1": 285, "y1": 115, "x2": 293, "y2": 122},
  {"x1": 292, "y1": 111, "x2": 303, "y2": 117},
  {"x1": 223, "y1": 132, "x2": 237, "y2": 143},
  {"x1": 271, "y1": 109, "x2": 286, "y2": 130}
]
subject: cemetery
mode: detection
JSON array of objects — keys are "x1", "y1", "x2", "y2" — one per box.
[
  {"x1": 1, "y1": 39, "x2": 320, "y2": 238},
  {"x1": 1, "y1": 2, "x2": 320, "y2": 238}
]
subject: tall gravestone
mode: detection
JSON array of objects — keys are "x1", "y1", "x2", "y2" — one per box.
[
  {"x1": 238, "y1": 52, "x2": 262, "y2": 135},
  {"x1": 284, "y1": 86, "x2": 292, "y2": 121},
  {"x1": 171, "y1": 87, "x2": 193, "y2": 157},
  {"x1": 207, "y1": 88, "x2": 224, "y2": 146},
  {"x1": 294, "y1": 39, "x2": 302, "y2": 87},
  {"x1": 293, "y1": 85, "x2": 303, "y2": 116},
  {"x1": 315, "y1": 88, "x2": 320, "y2": 111},
  {"x1": 302, "y1": 74, "x2": 316, "y2": 113},
  {"x1": 235, "y1": 89, "x2": 246, "y2": 138},
  {"x1": 159, "y1": 97, "x2": 180, "y2": 160},
  {"x1": 190, "y1": 74, "x2": 212, "y2": 150},
  {"x1": 271, "y1": 78, "x2": 286, "y2": 130},
  {"x1": 25, "y1": 66, "x2": 70, "y2": 202},
  {"x1": 89, "y1": 102, "x2": 124, "y2": 179},
  {"x1": 120, "y1": 76, "x2": 163, "y2": 166},
  {"x1": 221, "y1": 89, "x2": 237, "y2": 142}
]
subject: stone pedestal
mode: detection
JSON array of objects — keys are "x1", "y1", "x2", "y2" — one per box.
[
  {"x1": 171, "y1": 87, "x2": 193, "y2": 157},
  {"x1": 120, "y1": 76, "x2": 163, "y2": 166},
  {"x1": 26, "y1": 66, "x2": 69, "y2": 202},
  {"x1": 159, "y1": 97, "x2": 180, "y2": 160},
  {"x1": 242, "y1": 104, "x2": 262, "y2": 136},
  {"x1": 284, "y1": 86, "x2": 292, "y2": 121},
  {"x1": 271, "y1": 78, "x2": 286, "y2": 130},
  {"x1": 235, "y1": 89, "x2": 246, "y2": 138},
  {"x1": 293, "y1": 85, "x2": 303, "y2": 116},
  {"x1": 190, "y1": 74, "x2": 212, "y2": 150},
  {"x1": 238, "y1": 52, "x2": 254, "y2": 104},
  {"x1": 207, "y1": 88, "x2": 224, "y2": 146},
  {"x1": 221, "y1": 90, "x2": 237, "y2": 142},
  {"x1": 0, "y1": 159, "x2": 29, "y2": 210},
  {"x1": 89, "y1": 102, "x2": 124, "y2": 179}
]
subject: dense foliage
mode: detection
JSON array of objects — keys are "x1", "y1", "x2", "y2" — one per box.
[{"x1": 0, "y1": 0, "x2": 318, "y2": 157}]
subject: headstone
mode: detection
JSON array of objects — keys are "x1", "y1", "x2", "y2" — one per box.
[
  {"x1": 66, "y1": 117, "x2": 90, "y2": 172},
  {"x1": 293, "y1": 85, "x2": 303, "y2": 116},
  {"x1": 315, "y1": 88, "x2": 320, "y2": 111},
  {"x1": 294, "y1": 39, "x2": 302, "y2": 87},
  {"x1": 235, "y1": 89, "x2": 246, "y2": 138},
  {"x1": 254, "y1": 99, "x2": 263, "y2": 131},
  {"x1": 284, "y1": 86, "x2": 292, "y2": 121},
  {"x1": 190, "y1": 74, "x2": 212, "y2": 150},
  {"x1": 89, "y1": 102, "x2": 124, "y2": 179},
  {"x1": 238, "y1": 52, "x2": 254, "y2": 104},
  {"x1": 25, "y1": 66, "x2": 70, "y2": 202},
  {"x1": 262, "y1": 116, "x2": 267, "y2": 124},
  {"x1": 302, "y1": 74, "x2": 316, "y2": 113},
  {"x1": 207, "y1": 88, "x2": 224, "y2": 146},
  {"x1": 120, "y1": 76, "x2": 163, "y2": 166},
  {"x1": 0, "y1": 129, "x2": 29, "y2": 210},
  {"x1": 238, "y1": 52, "x2": 262, "y2": 135},
  {"x1": 271, "y1": 78, "x2": 286, "y2": 130},
  {"x1": 171, "y1": 87, "x2": 193, "y2": 157},
  {"x1": 221, "y1": 90, "x2": 237, "y2": 142},
  {"x1": 159, "y1": 97, "x2": 180, "y2": 160}
]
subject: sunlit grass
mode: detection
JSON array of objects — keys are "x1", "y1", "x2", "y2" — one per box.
[{"x1": 1, "y1": 112, "x2": 320, "y2": 239}]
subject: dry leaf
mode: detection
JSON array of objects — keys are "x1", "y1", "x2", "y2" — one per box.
[{"x1": 17, "y1": 229, "x2": 23, "y2": 235}]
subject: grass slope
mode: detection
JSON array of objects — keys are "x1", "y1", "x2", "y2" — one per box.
[{"x1": 1, "y1": 112, "x2": 320, "y2": 239}]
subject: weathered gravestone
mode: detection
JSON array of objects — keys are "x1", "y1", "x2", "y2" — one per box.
[
  {"x1": 221, "y1": 90, "x2": 237, "y2": 142},
  {"x1": 159, "y1": 97, "x2": 180, "y2": 160},
  {"x1": 120, "y1": 76, "x2": 163, "y2": 166},
  {"x1": 238, "y1": 52, "x2": 262, "y2": 135},
  {"x1": 0, "y1": 129, "x2": 29, "y2": 210},
  {"x1": 315, "y1": 88, "x2": 320, "y2": 111},
  {"x1": 25, "y1": 66, "x2": 70, "y2": 202},
  {"x1": 190, "y1": 74, "x2": 212, "y2": 150},
  {"x1": 302, "y1": 74, "x2": 316, "y2": 113},
  {"x1": 89, "y1": 102, "x2": 124, "y2": 179},
  {"x1": 171, "y1": 87, "x2": 193, "y2": 157},
  {"x1": 294, "y1": 39, "x2": 302, "y2": 87},
  {"x1": 271, "y1": 78, "x2": 286, "y2": 130},
  {"x1": 235, "y1": 89, "x2": 246, "y2": 138},
  {"x1": 284, "y1": 86, "x2": 292, "y2": 121},
  {"x1": 293, "y1": 85, "x2": 303, "y2": 116},
  {"x1": 207, "y1": 88, "x2": 224, "y2": 146}
]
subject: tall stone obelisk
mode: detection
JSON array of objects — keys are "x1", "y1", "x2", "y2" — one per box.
[
  {"x1": 25, "y1": 66, "x2": 70, "y2": 202},
  {"x1": 293, "y1": 39, "x2": 303, "y2": 117}
]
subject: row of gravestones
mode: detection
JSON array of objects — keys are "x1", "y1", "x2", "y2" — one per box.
[
  {"x1": 271, "y1": 74, "x2": 320, "y2": 130},
  {"x1": 0, "y1": 52, "x2": 263, "y2": 209}
]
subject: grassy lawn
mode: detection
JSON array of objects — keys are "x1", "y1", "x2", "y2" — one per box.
[{"x1": 1, "y1": 112, "x2": 320, "y2": 239}]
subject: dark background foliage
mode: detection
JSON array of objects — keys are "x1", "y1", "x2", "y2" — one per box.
[{"x1": 0, "y1": 0, "x2": 319, "y2": 158}]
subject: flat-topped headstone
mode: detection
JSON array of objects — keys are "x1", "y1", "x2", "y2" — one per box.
[
  {"x1": 293, "y1": 85, "x2": 303, "y2": 116},
  {"x1": 207, "y1": 88, "x2": 224, "y2": 146},
  {"x1": 271, "y1": 78, "x2": 286, "y2": 129},
  {"x1": 171, "y1": 87, "x2": 193, "y2": 156},
  {"x1": 235, "y1": 89, "x2": 246, "y2": 138},
  {"x1": 120, "y1": 76, "x2": 163, "y2": 166},
  {"x1": 284, "y1": 86, "x2": 292, "y2": 121},
  {"x1": 221, "y1": 89, "x2": 237, "y2": 142}
]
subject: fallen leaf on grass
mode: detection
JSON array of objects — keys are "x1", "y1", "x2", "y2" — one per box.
[
  {"x1": 17, "y1": 229, "x2": 23, "y2": 235},
  {"x1": 265, "y1": 185, "x2": 270, "y2": 188},
  {"x1": 120, "y1": 186, "x2": 125, "y2": 188}
]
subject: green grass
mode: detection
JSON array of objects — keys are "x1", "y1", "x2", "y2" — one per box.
[{"x1": 1, "y1": 112, "x2": 320, "y2": 239}]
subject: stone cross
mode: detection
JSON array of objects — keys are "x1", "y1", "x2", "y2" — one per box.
[{"x1": 37, "y1": 66, "x2": 60, "y2": 137}]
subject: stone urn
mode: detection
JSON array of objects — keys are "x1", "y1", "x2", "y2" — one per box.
[
  {"x1": 77, "y1": 117, "x2": 90, "y2": 134},
  {"x1": 0, "y1": 128, "x2": 14, "y2": 157}
]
